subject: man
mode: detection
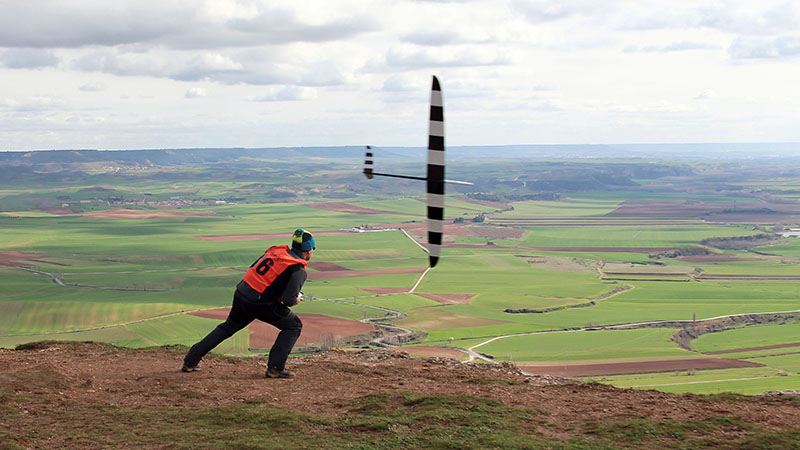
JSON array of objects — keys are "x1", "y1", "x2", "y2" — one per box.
[{"x1": 182, "y1": 228, "x2": 315, "y2": 378}]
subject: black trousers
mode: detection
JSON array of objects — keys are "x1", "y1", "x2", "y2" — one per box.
[{"x1": 184, "y1": 284, "x2": 303, "y2": 371}]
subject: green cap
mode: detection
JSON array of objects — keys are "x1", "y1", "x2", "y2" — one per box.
[{"x1": 291, "y1": 229, "x2": 315, "y2": 252}]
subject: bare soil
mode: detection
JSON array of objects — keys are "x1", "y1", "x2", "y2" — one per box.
[
  {"x1": 33, "y1": 207, "x2": 75, "y2": 215},
  {"x1": 520, "y1": 358, "x2": 764, "y2": 377},
  {"x1": 2, "y1": 342, "x2": 799, "y2": 447},
  {"x1": 0, "y1": 251, "x2": 45, "y2": 267},
  {"x1": 704, "y1": 342, "x2": 800, "y2": 355},
  {"x1": 0, "y1": 251, "x2": 66, "y2": 267},
  {"x1": 388, "y1": 345, "x2": 466, "y2": 360}
]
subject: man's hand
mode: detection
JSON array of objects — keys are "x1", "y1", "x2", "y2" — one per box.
[{"x1": 296, "y1": 292, "x2": 304, "y2": 303}]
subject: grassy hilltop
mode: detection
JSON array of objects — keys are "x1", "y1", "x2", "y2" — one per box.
[{"x1": 1, "y1": 146, "x2": 800, "y2": 399}]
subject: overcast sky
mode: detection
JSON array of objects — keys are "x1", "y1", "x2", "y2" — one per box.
[{"x1": 1, "y1": 0, "x2": 799, "y2": 151}]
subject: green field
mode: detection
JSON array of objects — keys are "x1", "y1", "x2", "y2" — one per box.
[
  {"x1": 497, "y1": 224, "x2": 762, "y2": 248},
  {"x1": 489, "y1": 198, "x2": 622, "y2": 218},
  {"x1": 594, "y1": 367, "x2": 800, "y2": 395},
  {"x1": 694, "y1": 324, "x2": 800, "y2": 354},
  {"x1": 3, "y1": 154, "x2": 800, "y2": 396},
  {"x1": 478, "y1": 328, "x2": 691, "y2": 361}
]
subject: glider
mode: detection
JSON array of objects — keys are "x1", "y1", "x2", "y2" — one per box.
[{"x1": 364, "y1": 75, "x2": 471, "y2": 268}]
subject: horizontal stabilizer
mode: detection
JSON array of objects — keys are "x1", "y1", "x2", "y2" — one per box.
[{"x1": 364, "y1": 147, "x2": 471, "y2": 185}]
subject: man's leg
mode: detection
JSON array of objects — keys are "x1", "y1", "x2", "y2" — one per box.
[
  {"x1": 183, "y1": 293, "x2": 252, "y2": 369},
  {"x1": 262, "y1": 305, "x2": 303, "y2": 372}
]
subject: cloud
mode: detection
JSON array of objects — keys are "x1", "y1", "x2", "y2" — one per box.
[
  {"x1": 70, "y1": 46, "x2": 352, "y2": 87},
  {"x1": 72, "y1": 49, "x2": 248, "y2": 82},
  {"x1": 248, "y1": 86, "x2": 317, "y2": 102},
  {"x1": 614, "y1": 2, "x2": 800, "y2": 36},
  {"x1": 608, "y1": 101, "x2": 694, "y2": 114},
  {"x1": 729, "y1": 34, "x2": 800, "y2": 59},
  {"x1": 400, "y1": 30, "x2": 464, "y2": 47},
  {"x1": 73, "y1": 50, "x2": 172, "y2": 78},
  {"x1": 226, "y1": 8, "x2": 373, "y2": 45},
  {"x1": 184, "y1": 87, "x2": 207, "y2": 98},
  {"x1": 530, "y1": 100, "x2": 565, "y2": 111},
  {"x1": 0, "y1": 1, "x2": 185, "y2": 48},
  {"x1": 381, "y1": 74, "x2": 423, "y2": 92},
  {"x1": 624, "y1": 41, "x2": 720, "y2": 53},
  {"x1": 510, "y1": 0, "x2": 602, "y2": 23},
  {"x1": 694, "y1": 89, "x2": 717, "y2": 100},
  {"x1": 0, "y1": 1, "x2": 376, "y2": 50},
  {"x1": 0, "y1": 48, "x2": 60, "y2": 69},
  {"x1": 290, "y1": 59, "x2": 351, "y2": 87},
  {"x1": 0, "y1": 95, "x2": 66, "y2": 111},
  {"x1": 706, "y1": 1, "x2": 800, "y2": 36},
  {"x1": 79, "y1": 81, "x2": 107, "y2": 92},
  {"x1": 173, "y1": 53, "x2": 244, "y2": 81},
  {"x1": 399, "y1": 28, "x2": 494, "y2": 47},
  {"x1": 380, "y1": 45, "x2": 510, "y2": 69},
  {"x1": 2, "y1": 1, "x2": 799, "y2": 149}
]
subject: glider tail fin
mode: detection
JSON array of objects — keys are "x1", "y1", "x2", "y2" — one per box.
[{"x1": 364, "y1": 145, "x2": 374, "y2": 179}]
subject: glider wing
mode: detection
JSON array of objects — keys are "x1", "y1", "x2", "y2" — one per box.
[{"x1": 363, "y1": 76, "x2": 470, "y2": 268}]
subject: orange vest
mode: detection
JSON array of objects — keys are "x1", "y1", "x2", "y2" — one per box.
[{"x1": 242, "y1": 245, "x2": 307, "y2": 294}]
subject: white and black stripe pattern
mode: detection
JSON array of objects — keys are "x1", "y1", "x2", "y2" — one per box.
[
  {"x1": 364, "y1": 145, "x2": 374, "y2": 179},
  {"x1": 426, "y1": 76, "x2": 445, "y2": 268},
  {"x1": 362, "y1": 76, "x2": 461, "y2": 267}
]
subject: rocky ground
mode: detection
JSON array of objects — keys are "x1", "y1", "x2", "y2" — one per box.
[{"x1": 2, "y1": 342, "x2": 800, "y2": 448}]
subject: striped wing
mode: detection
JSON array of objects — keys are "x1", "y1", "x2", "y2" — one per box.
[
  {"x1": 362, "y1": 76, "x2": 461, "y2": 268},
  {"x1": 426, "y1": 76, "x2": 445, "y2": 268}
]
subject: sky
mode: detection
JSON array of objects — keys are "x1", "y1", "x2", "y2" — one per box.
[{"x1": 1, "y1": 0, "x2": 800, "y2": 151}]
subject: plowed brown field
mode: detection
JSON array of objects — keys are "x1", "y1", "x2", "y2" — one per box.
[{"x1": 520, "y1": 357, "x2": 763, "y2": 377}]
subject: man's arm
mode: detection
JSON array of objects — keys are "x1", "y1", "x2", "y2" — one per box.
[{"x1": 280, "y1": 267, "x2": 307, "y2": 306}]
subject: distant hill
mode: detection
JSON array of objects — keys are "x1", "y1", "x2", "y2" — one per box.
[
  {"x1": 4, "y1": 144, "x2": 800, "y2": 200},
  {"x1": 3, "y1": 142, "x2": 800, "y2": 166},
  {"x1": 0, "y1": 147, "x2": 367, "y2": 166}
]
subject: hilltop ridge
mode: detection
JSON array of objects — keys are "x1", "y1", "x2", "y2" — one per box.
[{"x1": 1, "y1": 341, "x2": 799, "y2": 448}]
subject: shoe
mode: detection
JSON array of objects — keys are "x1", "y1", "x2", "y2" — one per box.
[
  {"x1": 266, "y1": 368, "x2": 294, "y2": 378},
  {"x1": 181, "y1": 363, "x2": 200, "y2": 372}
]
